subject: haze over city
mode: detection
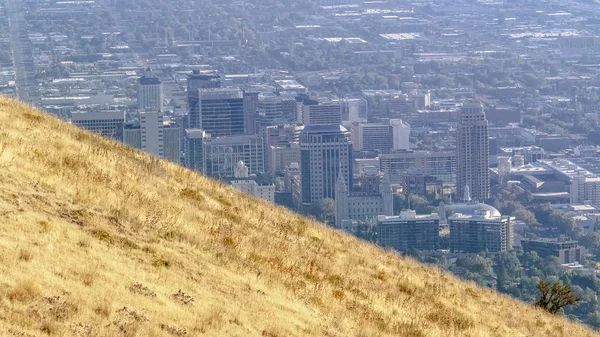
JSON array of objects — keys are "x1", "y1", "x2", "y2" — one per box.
[{"x1": 3, "y1": 0, "x2": 600, "y2": 335}]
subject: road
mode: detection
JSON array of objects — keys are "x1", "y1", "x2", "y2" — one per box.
[{"x1": 6, "y1": 0, "x2": 39, "y2": 106}]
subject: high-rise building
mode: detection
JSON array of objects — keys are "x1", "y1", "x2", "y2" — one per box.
[
  {"x1": 137, "y1": 68, "x2": 163, "y2": 111},
  {"x1": 390, "y1": 119, "x2": 410, "y2": 151},
  {"x1": 456, "y1": 101, "x2": 490, "y2": 201},
  {"x1": 255, "y1": 92, "x2": 284, "y2": 134},
  {"x1": 243, "y1": 90, "x2": 259, "y2": 135},
  {"x1": 197, "y1": 88, "x2": 245, "y2": 137},
  {"x1": 300, "y1": 124, "x2": 352, "y2": 205},
  {"x1": 140, "y1": 110, "x2": 164, "y2": 157},
  {"x1": 70, "y1": 110, "x2": 125, "y2": 141},
  {"x1": 122, "y1": 118, "x2": 179, "y2": 163},
  {"x1": 187, "y1": 70, "x2": 221, "y2": 129},
  {"x1": 280, "y1": 92, "x2": 300, "y2": 122},
  {"x1": 265, "y1": 123, "x2": 304, "y2": 147},
  {"x1": 205, "y1": 135, "x2": 264, "y2": 178},
  {"x1": 183, "y1": 129, "x2": 210, "y2": 173},
  {"x1": 400, "y1": 173, "x2": 445, "y2": 201},
  {"x1": 265, "y1": 123, "x2": 304, "y2": 174},
  {"x1": 298, "y1": 97, "x2": 342, "y2": 126},
  {"x1": 379, "y1": 151, "x2": 456, "y2": 184},
  {"x1": 377, "y1": 211, "x2": 440, "y2": 252},
  {"x1": 123, "y1": 122, "x2": 142, "y2": 149},
  {"x1": 268, "y1": 144, "x2": 301, "y2": 174},
  {"x1": 163, "y1": 122, "x2": 181, "y2": 163},
  {"x1": 357, "y1": 123, "x2": 393, "y2": 153}
]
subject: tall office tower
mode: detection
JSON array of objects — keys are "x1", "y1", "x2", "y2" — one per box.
[
  {"x1": 139, "y1": 110, "x2": 164, "y2": 158},
  {"x1": 300, "y1": 124, "x2": 352, "y2": 206},
  {"x1": 265, "y1": 123, "x2": 304, "y2": 147},
  {"x1": 204, "y1": 135, "x2": 265, "y2": 178},
  {"x1": 137, "y1": 68, "x2": 163, "y2": 111},
  {"x1": 379, "y1": 151, "x2": 457, "y2": 185},
  {"x1": 163, "y1": 122, "x2": 181, "y2": 163},
  {"x1": 255, "y1": 92, "x2": 284, "y2": 134},
  {"x1": 184, "y1": 129, "x2": 210, "y2": 173},
  {"x1": 197, "y1": 88, "x2": 245, "y2": 137},
  {"x1": 123, "y1": 122, "x2": 142, "y2": 149},
  {"x1": 357, "y1": 123, "x2": 394, "y2": 153},
  {"x1": 456, "y1": 101, "x2": 490, "y2": 201},
  {"x1": 187, "y1": 70, "x2": 221, "y2": 129},
  {"x1": 297, "y1": 97, "x2": 342, "y2": 126},
  {"x1": 70, "y1": 110, "x2": 125, "y2": 141},
  {"x1": 390, "y1": 119, "x2": 410, "y2": 151},
  {"x1": 243, "y1": 90, "x2": 259, "y2": 135},
  {"x1": 340, "y1": 98, "x2": 366, "y2": 123},
  {"x1": 265, "y1": 123, "x2": 304, "y2": 174},
  {"x1": 280, "y1": 92, "x2": 300, "y2": 122}
]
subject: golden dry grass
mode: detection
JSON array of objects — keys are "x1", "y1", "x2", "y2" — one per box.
[{"x1": 0, "y1": 96, "x2": 596, "y2": 337}]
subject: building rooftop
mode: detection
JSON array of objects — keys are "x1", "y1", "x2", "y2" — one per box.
[
  {"x1": 448, "y1": 203, "x2": 502, "y2": 218},
  {"x1": 540, "y1": 158, "x2": 600, "y2": 181},
  {"x1": 185, "y1": 129, "x2": 210, "y2": 139},
  {"x1": 377, "y1": 211, "x2": 440, "y2": 221},
  {"x1": 209, "y1": 134, "x2": 261, "y2": 145},
  {"x1": 302, "y1": 124, "x2": 348, "y2": 134},
  {"x1": 199, "y1": 88, "x2": 243, "y2": 99},
  {"x1": 138, "y1": 76, "x2": 161, "y2": 85}
]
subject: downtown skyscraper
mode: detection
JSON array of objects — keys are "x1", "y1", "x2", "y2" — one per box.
[
  {"x1": 300, "y1": 124, "x2": 352, "y2": 206},
  {"x1": 456, "y1": 101, "x2": 490, "y2": 201}
]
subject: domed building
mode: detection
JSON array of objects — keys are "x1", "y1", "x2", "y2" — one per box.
[{"x1": 445, "y1": 186, "x2": 514, "y2": 253}]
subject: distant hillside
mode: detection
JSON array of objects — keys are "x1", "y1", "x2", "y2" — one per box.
[{"x1": 0, "y1": 96, "x2": 596, "y2": 337}]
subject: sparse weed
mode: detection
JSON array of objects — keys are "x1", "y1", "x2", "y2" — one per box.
[
  {"x1": 38, "y1": 220, "x2": 51, "y2": 233},
  {"x1": 8, "y1": 280, "x2": 40, "y2": 303},
  {"x1": 93, "y1": 229, "x2": 112, "y2": 245},
  {"x1": 18, "y1": 248, "x2": 33, "y2": 262},
  {"x1": 152, "y1": 256, "x2": 171, "y2": 268}
]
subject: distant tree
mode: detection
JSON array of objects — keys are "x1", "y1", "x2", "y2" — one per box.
[
  {"x1": 496, "y1": 251, "x2": 522, "y2": 292},
  {"x1": 314, "y1": 198, "x2": 335, "y2": 224},
  {"x1": 535, "y1": 280, "x2": 581, "y2": 314},
  {"x1": 548, "y1": 211, "x2": 576, "y2": 234}
]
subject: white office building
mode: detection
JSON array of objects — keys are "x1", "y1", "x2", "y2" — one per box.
[
  {"x1": 140, "y1": 110, "x2": 164, "y2": 158},
  {"x1": 390, "y1": 119, "x2": 410, "y2": 151}
]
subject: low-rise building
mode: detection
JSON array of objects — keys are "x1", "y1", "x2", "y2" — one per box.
[
  {"x1": 521, "y1": 238, "x2": 584, "y2": 264},
  {"x1": 230, "y1": 162, "x2": 275, "y2": 203}
]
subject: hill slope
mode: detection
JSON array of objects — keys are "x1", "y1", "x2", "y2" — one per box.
[{"x1": 0, "y1": 97, "x2": 596, "y2": 337}]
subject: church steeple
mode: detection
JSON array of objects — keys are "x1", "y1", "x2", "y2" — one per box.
[
  {"x1": 335, "y1": 165, "x2": 347, "y2": 192},
  {"x1": 335, "y1": 165, "x2": 349, "y2": 229}
]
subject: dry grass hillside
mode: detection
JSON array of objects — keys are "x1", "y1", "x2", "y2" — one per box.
[{"x1": 0, "y1": 97, "x2": 597, "y2": 337}]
